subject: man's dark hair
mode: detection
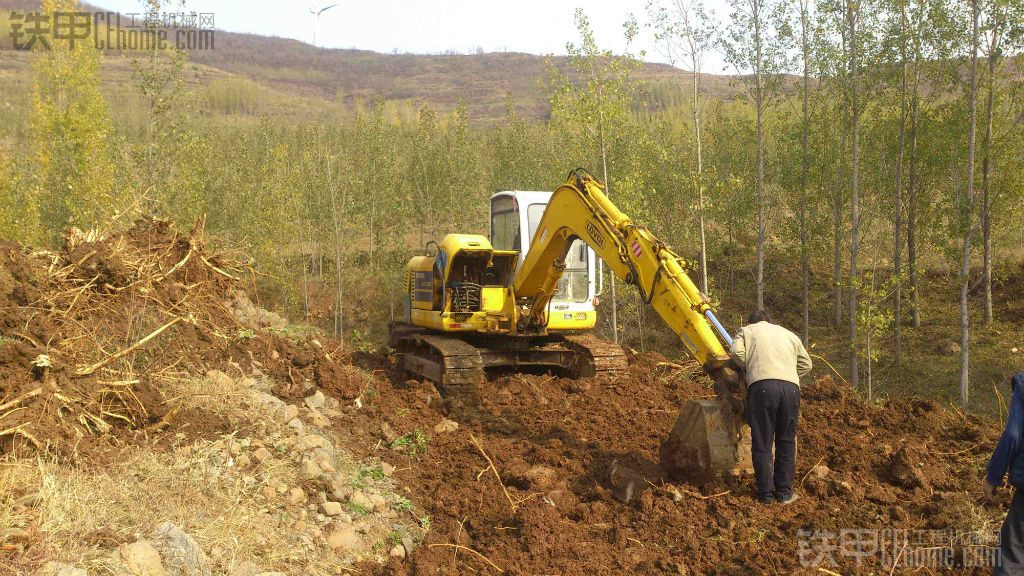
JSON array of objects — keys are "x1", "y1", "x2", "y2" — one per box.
[{"x1": 747, "y1": 309, "x2": 772, "y2": 324}]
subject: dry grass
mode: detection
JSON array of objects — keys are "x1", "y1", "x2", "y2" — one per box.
[{"x1": 0, "y1": 367, "x2": 412, "y2": 575}]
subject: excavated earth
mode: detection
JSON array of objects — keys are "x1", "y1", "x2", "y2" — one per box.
[
  {"x1": 0, "y1": 222, "x2": 1008, "y2": 574},
  {"x1": 328, "y1": 354, "x2": 1005, "y2": 575}
]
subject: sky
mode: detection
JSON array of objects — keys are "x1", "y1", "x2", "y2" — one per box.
[{"x1": 88, "y1": 0, "x2": 735, "y2": 73}]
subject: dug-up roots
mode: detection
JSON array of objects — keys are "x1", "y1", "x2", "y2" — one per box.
[{"x1": 0, "y1": 217, "x2": 249, "y2": 455}]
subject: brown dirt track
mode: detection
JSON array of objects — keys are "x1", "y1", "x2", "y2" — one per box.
[{"x1": 325, "y1": 352, "x2": 1006, "y2": 575}]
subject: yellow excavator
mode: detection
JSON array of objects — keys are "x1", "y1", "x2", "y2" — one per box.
[{"x1": 390, "y1": 168, "x2": 750, "y2": 482}]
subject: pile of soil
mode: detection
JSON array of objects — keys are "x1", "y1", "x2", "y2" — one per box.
[
  {"x1": 0, "y1": 219, "x2": 339, "y2": 458},
  {"x1": 324, "y1": 352, "x2": 1004, "y2": 575}
]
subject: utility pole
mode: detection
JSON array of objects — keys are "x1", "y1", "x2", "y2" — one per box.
[{"x1": 310, "y1": 3, "x2": 339, "y2": 48}]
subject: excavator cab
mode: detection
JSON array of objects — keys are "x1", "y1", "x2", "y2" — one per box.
[{"x1": 490, "y1": 192, "x2": 597, "y2": 331}]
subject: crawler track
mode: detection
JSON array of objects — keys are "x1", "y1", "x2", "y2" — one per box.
[{"x1": 389, "y1": 323, "x2": 628, "y2": 386}]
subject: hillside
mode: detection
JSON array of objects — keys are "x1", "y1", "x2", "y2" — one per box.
[
  {"x1": 185, "y1": 32, "x2": 745, "y2": 122},
  {"x1": 0, "y1": 1, "x2": 746, "y2": 124}
]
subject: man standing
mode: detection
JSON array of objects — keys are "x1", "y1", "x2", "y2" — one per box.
[
  {"x1": 985, "y1": 372, "x2": 1024, "y2": 575},
  {"x1": 730, "y1": 310, "x2": 812, "y2": 504}
]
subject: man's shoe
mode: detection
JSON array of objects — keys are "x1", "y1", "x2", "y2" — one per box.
[
  {"x1": 756, "y1": 494, "x2": 776, "y2": 504},
  {"x1": 777, "y1": 492, "x2": 800, "y2": 505}
]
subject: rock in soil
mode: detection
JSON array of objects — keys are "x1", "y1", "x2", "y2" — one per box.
[
  {"x1": 120, "y1": 540, "x2": 167, "y2": 576},
  {"x1": 325, "y1": 526, "x2": 363, "y2": 550},
  {"x1": 151, "y1": 521, "x2": 211, "y2": 576},
  {"x1": 433, "y1": 418, "x2": 459, "y2": 434},
  {"x1": 608, "y1": 460, "x2": 652, "y2": 504},
  {"x1": 348, "y1": 491, "x2": 373, "y2": 510},
  {"x1": 304, "y1": 390, "x2": 327, "y2": 410},
  {"x1": 321, "y1": 501, "x2": 344, "y2": 516}
]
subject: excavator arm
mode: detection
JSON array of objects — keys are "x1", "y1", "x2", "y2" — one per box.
[{"x1": 514, "y1": 168, "x2": 738, "y2": 384}]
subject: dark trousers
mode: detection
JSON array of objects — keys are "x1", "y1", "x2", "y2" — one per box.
[
  {"x1": 746, "y1": 379, "x2": 800, "y2": 500},
  {"x1": 996, "y1": 488, "x2": 1024, "y2": 575}
]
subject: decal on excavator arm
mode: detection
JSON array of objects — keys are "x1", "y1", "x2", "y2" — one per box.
[{"x1": 585, "y1": 220, "x2": 605, "y2": 248}]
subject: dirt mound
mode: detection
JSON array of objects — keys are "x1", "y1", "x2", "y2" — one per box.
[
  {"x1": 316, "y1": 354, "x2": 1005, "y2": 575},
  {"x1": 0, "y1": 219, "x2": 338, "y2": 458}
]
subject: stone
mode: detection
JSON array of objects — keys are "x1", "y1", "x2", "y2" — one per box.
[
  {"x1": 252, "y1": 447, "x2": 272, "y2": 463},
  {"x1": 205, "y1": 370, "x2": 233, "y2": 390},
  {"x1": 318, "y1": 459, "x2": 336, "y2": 475},
  {"x1": 368, "y1": 493, "x2": 388, "y2": 512},
  {"x1": 304, "y1": 434, "x2": 329, "y2": 451},
  {"x1": 35, "y1": 562, "x2": 87, "y2": 576},
  {"x1": 321, "y1": 501, "x2": 344, "y2": 516},
  {"x1": 307, "y1": 409, "x2": 330, "y2": 428},
  {"x1": 380, "y1": 461, "x2": 396, "y2": 476},
  {"x1": 325, "y1": 526, "x2": 363, "y2": 550},
  {"x1": 287, "y1": 487, "x2": 306, "y2": 506},
  {"x1": 433, "y1": 418, "x2": 459, "y2": 434},
  {"x1": 607, "y1": 460, "x2": 652, "y2": 504},
  {"x1": 227, "y1": 441, "x2": 243, "y2": 456},
  {"x1": 330, "y1": 473, "x2": 352, "y2": 498},
  {"x1": 151, "y1": 521, "x2": 212, "y2": 576},
  {"x1": 235, "y1": 454, "x2": 251, "y2": 469},
  {"x1": 287, "y1": 418, "x2": 304, "y2": 433},
  {"x1": 120, "y1": 540, "x2": 167, "y2": 576},
  {"x1": 278, "y1": 404, "x2": 299, "y2": 424},
  {"x1": 348, "y1": 491, "x2": 373, "y2": 510},
  {"x1": 304, "y1": 390, "x2": 326, "y2": 410},
  {"x1": 389, "y1": 544, "x2": 406, "y2": 558},
  {"x1": 252, "y1": 374, "x2": 274, "y2": 393},
  {"x1": 300, "y1": 460, "x2": 322, "y2": 480},
  {"x1": 811, "y1": 463, "x2": 831, "y2": 480}
]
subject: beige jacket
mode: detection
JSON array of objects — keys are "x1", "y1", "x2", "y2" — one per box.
[{"x1": 730, "y1": 321, "x2": 812, "y2": 386}]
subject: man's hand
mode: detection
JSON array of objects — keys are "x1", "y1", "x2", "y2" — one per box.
[{"x1": 984, "y1": 480, "x2": 999, "y2": 503}]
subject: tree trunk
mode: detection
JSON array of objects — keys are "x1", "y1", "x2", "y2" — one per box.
[
  {"x1": 893, "y1": 7, "x2": 908, "y2": 366},
  {"x1": 799, "y1": 0, "x2": 811, "y2": 346},
  {"x1": 908, "y1": 60, "x2": 921, "y2": 328},
  {"x1": 960, "y1": 0, "x2": 980, "y2": 406},
  {"x1": 754, "y1": 4, "x2": 766, "y2": 311},
  {"x1": 833, "y1": 128, "x2": 846, "y2": 328},
  {"x1": 598, "y1": 99, "x2": 618, "y2": 344},
  {"x1": 981, "y1": 29, "x2": 999, "y2": 326},
  {"x1": 848, "y1": 0, "x2": 860, "y2": 390},
  {"x1": 693, "y1": 53, "x2": 708, "y2": 295}
]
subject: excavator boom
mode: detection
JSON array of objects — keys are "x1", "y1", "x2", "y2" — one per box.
[
  {"x1": 513, "y1": 168, "x2": 751, "y2": 483},
  {"x1": 515, "y1": 169, "x2": 734, "y2": 376}
]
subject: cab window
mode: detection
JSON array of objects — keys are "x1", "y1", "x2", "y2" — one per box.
[
  {"x1": 527, "y1": 203, "x2": 590, "y2": 303},
  {"x1": 490, "y1": 196, "x2": 519, "y2": 251}
]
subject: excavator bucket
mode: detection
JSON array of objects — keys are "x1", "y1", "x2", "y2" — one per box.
[{"x1": 659, "y1": 398, "x2": 753, "y2": 484}]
